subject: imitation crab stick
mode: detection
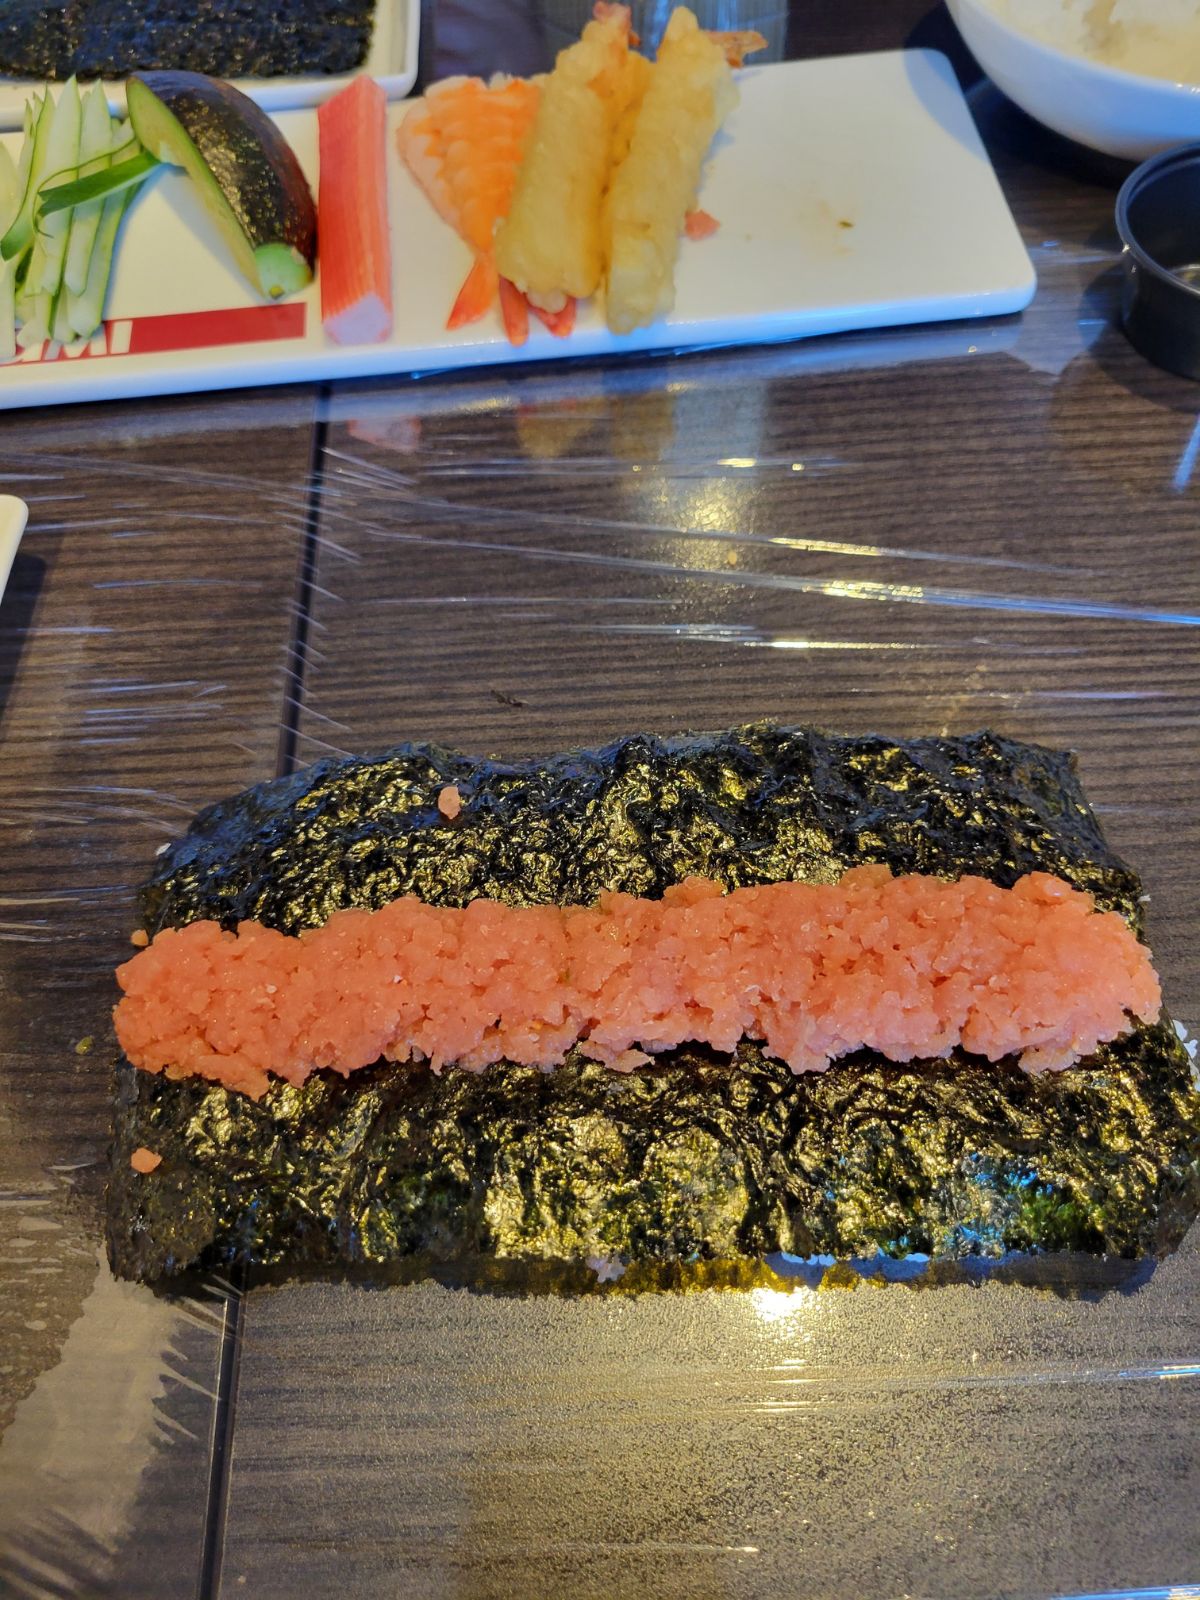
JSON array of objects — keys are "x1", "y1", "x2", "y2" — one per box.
[
  {"x1": 114, "y1": 867, "x2": 1161, "y2": 1100},
  {"x1": 318, "y1": 76, "x2": 392, "y2": 345}
]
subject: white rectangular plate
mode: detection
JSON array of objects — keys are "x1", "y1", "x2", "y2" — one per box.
[
  {"x1": 0, "y1": 0, "x2": 418, "y2": 129},
  {"x1": 0, "y1": 49, "x2": 1036, "y2": 412},
  {"x1": 0, "y1": 496, "x2": 28, "y2": 599}
]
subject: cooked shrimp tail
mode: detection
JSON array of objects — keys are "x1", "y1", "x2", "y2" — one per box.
[
  {"x1": 593, "y1": 1, "x2": 639, "y2": 44},
  {"x1": 706, "y1": 28, "x2": 768, "y2": 67},
  {"x1": 447, "y1": 256, "x2": 498, "y2": 329},
  {"x1": 530, "y1": 297, "x2": 577, "y2": 337},
  {"x1": 498, "y1": 276, "x2": 530, "y2": 345}
]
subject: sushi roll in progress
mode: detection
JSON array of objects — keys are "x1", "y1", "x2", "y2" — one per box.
[{"x1": 106, "y1": 725, "x2": 1200, "y2": 1286}]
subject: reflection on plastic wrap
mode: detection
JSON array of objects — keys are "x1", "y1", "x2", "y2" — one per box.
[
  {"x1": 325, "y1": 367, "x2": 1200, "y2": 634},
  {"x1": 0, "y1": 397, "x2": 317, "y2": 1594},
  {"x1": 0, "y1": 1253, "x2": 233, "y2": 1600},
  {"x1": 217, "y1": 1250, "x2": 1200, "y2": 1599}
]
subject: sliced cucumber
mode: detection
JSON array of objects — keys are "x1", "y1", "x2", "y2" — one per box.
[
  {"x1": 36, "y1": 78, "x2": 82, "y2": 296},
  {"x1": 5, "y1": 101, "x2": 34, "y2": 240},
  {"x1": 66, "y1": 188, "x2": 130, "y2": 339},
  {"x1": 0, "y1": 144, "x2": 19, "y2": 236},
  {"x1": 126, "y1": 71, "x2": 315, "y2": 300},
  {"x1": 16, "y1": 287, "x2": 51, "y2": 348},
  {"x1": 51, "y1": 285, "x2": 75, "y2": 346},
  {"x1": 19, "y1": 236, "x2": 46, "y2": 318},
  {"x1": 0, "y1": 257, "x2": 15, "y2": 361},
  {"x1": 39, "y1": 148, "x2": 157, "y2": 217},
  {"x1": 2, "y1": 92, "x2": 51, "y2": 261},
  {"x1": 62, "y1": 85, "x2": 115, "y2": 297}
]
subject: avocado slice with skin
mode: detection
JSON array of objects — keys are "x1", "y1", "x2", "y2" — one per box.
[{"x1": 127, "y1": 71, "x2": 316, "y2": 300}]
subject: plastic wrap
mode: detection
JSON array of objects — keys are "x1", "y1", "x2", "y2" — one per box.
[{"x1": 1, "y1": 21, "x2": 1200, "y2": 1599}]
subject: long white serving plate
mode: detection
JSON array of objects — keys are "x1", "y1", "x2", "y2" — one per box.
[
  {"x1": 0, "y1": 50, "x2": 1036, "y2": 412},
  {"x1": 0, "y1": 0, "x2": 419, "y2": 128}
]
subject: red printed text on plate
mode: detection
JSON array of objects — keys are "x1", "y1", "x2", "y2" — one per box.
[{"x1": 6, "y1": 303, "x2": 307, "y2": 364}]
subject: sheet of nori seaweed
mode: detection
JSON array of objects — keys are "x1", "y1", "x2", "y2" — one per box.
[
  {"x1": 0, "y1": 0, "x2": 71, "y2": 79},
  {"x1": 106, "y1": 725, "x2": 1200, "y2": 1284},
  {"x1": 0, "y1": 0, "x2": 374, "y2": 80}
]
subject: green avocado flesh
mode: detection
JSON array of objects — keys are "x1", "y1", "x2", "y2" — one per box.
[
  {"x1": 126, "y1": 70, "x2": 315, "y2": 299},
  {"x1": 106, "y1": 725, "x2": 1200, "y2": 1288}
]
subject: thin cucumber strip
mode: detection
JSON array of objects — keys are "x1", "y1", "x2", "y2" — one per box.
[
  {"x1": 51, "y1": 286, "x2": 74, "y2": 345},
  {"x1": 16, "y1": 287, "x2": 50, "y2": 347},
  {"x1": 1, "y1": 92, "x2": 51, "y2": 260},
  {"x1": 38, "y1": 78, "x2": 83, "y2": 296},
  {"x1": 14, "y1": 279, "x2": 36, "y2": 327},
  {"x1": 38, "y1": 148, "x2": 157, "y2": 217},
  {"x1": 67, "y1": 187, "x2": 129, "y2": 339},
  {"x1": 104, "y1": 125, "x2": 140, "y2": 164},
  {"x1": 0, "y1": 257, "x2": 15, "y2": 361},
  {"x1": 18, "y1": 235, "x2": 46, "y2": 318},
  {"x1": 3, "y1": 102, "x2": 34, "y2": 244},
  {"x1": 63, "y1": 85, "x2": 115, "y2": 297},
  {"x1": 0, "y1": 144, "x2": 19, "y2": 236},
  {"x1": 80, "y1": 85, "x2": 112, "y2": 168}
]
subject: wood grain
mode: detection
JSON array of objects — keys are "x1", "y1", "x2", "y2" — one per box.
[{"x1": 0, "y1": 387, "x2": 317, "y2": 1599}]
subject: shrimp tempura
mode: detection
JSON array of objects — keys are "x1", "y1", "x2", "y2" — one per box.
[
  {"x1": 604, "y1": 8, "x2": 737, "y2": 334},
  {"x1": 494, "y1": 6, "x2": 633, "y2": 311}
]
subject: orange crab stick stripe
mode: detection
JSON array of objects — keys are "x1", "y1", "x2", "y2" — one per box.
[{"x1": 114, "y1": 868, "x2": 1161, "y2": 1101}]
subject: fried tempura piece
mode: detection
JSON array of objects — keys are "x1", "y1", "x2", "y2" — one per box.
[
  {"x1": 609, "y1": 48, "x2": 654, "y2": 171},
  {"x1": 707, "y1": 28, "x2": 769, "y2": 68},
  {"x1": 604, "y1": 8, "x2": 737, "y2": 334},
  {"x1": 493, "y1": 7, "x2": 632, "y2": 310}
]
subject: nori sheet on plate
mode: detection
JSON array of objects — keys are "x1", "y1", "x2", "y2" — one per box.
[
  {"x1": 106, "y1": 725, "x2": 1200, "y2": 1287},
  {"x1": 0, "y1": 0, "x2": 374, "y2": 80}
]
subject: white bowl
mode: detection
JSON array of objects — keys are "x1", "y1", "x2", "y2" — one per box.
[{"x1": 947, "y1": 0, "x2": 1200, "y2": 159}]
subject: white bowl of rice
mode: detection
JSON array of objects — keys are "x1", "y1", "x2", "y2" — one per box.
[{"x1": 946, "y1": 0, "x2": 1200, "y2": 158}]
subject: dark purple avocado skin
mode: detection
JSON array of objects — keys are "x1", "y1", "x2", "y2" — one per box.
[
  {"x1": 0, "y1": 0, "x2": 373, "y2": 80},
  {"x1": 106, "y1": 724, "x2": 1200, "y2": 1287}
]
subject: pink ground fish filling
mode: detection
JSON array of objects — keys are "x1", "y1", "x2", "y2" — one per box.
[{"x1": 113, "y1": 866, "x2": 1162, "y2": 1101}]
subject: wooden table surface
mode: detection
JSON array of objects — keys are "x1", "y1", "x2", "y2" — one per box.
[{"x1": 2, "y1": 4, "x2": 1200, "y2": 1597}]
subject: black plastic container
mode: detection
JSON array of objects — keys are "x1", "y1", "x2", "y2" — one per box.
[{"x1": 1117, "y1": 145, "x2": 1200, "y2": 380}]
